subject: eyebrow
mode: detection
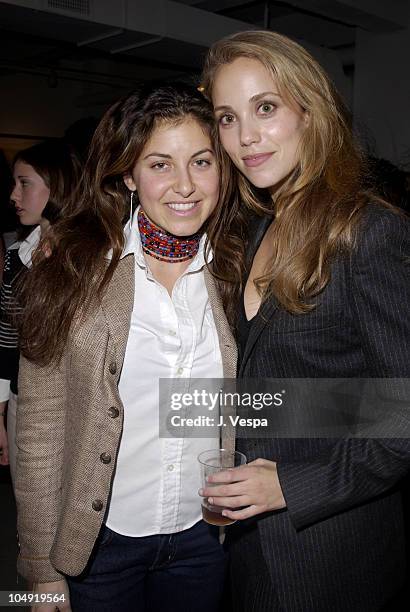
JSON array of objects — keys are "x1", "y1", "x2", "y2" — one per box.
[
  {"x1": 143, "y1": 148, "x2": 214, "y2": 160},
  {"x1": 214, "y1": 91, "x2": 281, "y2": 112}
]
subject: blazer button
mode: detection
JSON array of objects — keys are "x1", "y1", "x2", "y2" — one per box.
[
  {"x1": 100, "y1": 453, "x2": 111, "y2": 463},
  {"x1": 109, "y1": 362, "x2": 117, "y2": 375},
  {"x1": 92, "y1": 499, "x2": 103, "y2": 512},
  {"x1": 108, "y1": 406, "x2": 119, "y2": 418},
  {"x1": 100, "y1": 452, "x2": 112, "y2": 464}
]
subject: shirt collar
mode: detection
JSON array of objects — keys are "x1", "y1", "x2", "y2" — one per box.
[{"x1": 18, "y1": 226, "x2": 42, "y2": 268}]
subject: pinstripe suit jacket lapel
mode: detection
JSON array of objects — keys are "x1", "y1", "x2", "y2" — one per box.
[
  {"x1": 239, "y1": 298, "x2": 278, "y2": 377},
  {"x1": 239, "y1": 214, "x2": 278, "y2": 376}
]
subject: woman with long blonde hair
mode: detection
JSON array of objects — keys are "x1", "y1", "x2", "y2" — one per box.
[{"x1": 200, "y1": 30, "x2": 410, "y2": 611}]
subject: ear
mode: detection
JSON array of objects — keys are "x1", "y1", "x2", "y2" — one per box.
[
  {"x1": 123, "y1": 173, "x2": 137, "y2": 192},
  {"x1": 302, "y1": 110, "x2": 310, "y2": 128}
]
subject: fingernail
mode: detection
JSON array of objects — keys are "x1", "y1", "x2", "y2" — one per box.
[
  {"x1": 208, "y1": 497, "x2": 214, "y2": 504},
  {"x1": 198, "y1": 488, "x2": 203, "y2": 496}
]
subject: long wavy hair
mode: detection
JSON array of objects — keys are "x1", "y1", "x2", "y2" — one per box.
[
  {"x1": 19, "y1": 83, "x2": 234, "y2": 365},
  {"x1": 202, "y1": 30, "x2": 390, "y2": 320}
]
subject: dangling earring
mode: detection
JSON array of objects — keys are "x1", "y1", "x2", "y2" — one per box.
[{"x1": 130, "y1": 190, "x2": 134, "y2": 224}]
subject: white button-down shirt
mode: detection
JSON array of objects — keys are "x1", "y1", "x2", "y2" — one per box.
[{"x1": 106, "y1": 210, "x2": 223, "y2": 536}]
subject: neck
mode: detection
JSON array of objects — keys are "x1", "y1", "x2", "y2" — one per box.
[
  {"x1": 39, "y1": 218, "x2": 50, "y2": 236},
  {"x1": 145, "y1": 253, "x2": 192, "y2": 295}
]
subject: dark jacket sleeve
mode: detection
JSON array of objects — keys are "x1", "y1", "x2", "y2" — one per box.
[{"x1": 278, "y1": 208, "x2": 410, "y2": 530}]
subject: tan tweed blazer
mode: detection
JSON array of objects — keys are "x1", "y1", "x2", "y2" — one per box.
[{"x1": 15, "y1": 255, "x2": 237, "y2": 582}]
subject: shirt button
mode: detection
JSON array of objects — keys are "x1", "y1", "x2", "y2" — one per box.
[
  {"x1": 100, "y1": 452, "x2": 112, "y2": 464},
  {"x1": 92, "y1": 499, "x2": 104, "y2": 512},
  {"x1": 167, "y1": 464, "x2": 174, "y2": 472},
  {"x1": 169, "y1": 330, "x2": 176, "y2": 336},
  {"x1": 176, "y1": 367, "x2": 184, "y2": 376},
  {"x1": 109, "y1": 362, "x2": 117, "y2": 375},
  {"x1": 108, "y1": 407, "x2": 119, "y2": 418}
]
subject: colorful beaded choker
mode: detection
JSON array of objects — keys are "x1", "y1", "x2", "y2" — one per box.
[{"x1": 137, "y1": 208, "x2": 202, "y2": 263}]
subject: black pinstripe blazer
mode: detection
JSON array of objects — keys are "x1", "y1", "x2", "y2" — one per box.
[{"x1": 236, "y1": 205, "x2": 410, "y2": 612}]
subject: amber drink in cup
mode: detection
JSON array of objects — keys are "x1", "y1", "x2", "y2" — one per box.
[{"x1": 198, "y1": 449, "x2": 247, "y2": 526}]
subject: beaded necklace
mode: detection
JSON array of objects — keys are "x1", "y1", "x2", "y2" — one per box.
[{"x1": 138, "y1": 208, "x2": 201, "y2": 263}]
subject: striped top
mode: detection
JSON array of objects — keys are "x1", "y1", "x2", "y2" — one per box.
[{"x1": 0, "y1": 244, "x2": 24, "y2": 395}]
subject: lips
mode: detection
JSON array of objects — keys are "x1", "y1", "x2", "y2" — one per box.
[{"x1": 242, "y1": 152, "x2": 273, "y2": 168}]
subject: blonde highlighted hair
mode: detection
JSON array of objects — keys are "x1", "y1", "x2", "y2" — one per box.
[{"x1": 202, "y1": 30, "x2": 387, "y2": 318}]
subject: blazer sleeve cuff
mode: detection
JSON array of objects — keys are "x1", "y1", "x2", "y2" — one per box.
[
  {"x1": 17, "y1": 553, "x2": 64, "y2": 584},
  {"x1": 277, "y1": 459, "x2": 338, "y2": 531}
]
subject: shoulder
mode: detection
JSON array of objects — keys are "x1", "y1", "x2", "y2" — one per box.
[
  {"x1": 348, "y1": 203, "x2": 409, "y2": 285},
  {"x1": 354, "y1": 203, "x2": 409, "y2": 247},
  {"x1": 349, "y1": 203, "x2": 409, "y2": 268}
]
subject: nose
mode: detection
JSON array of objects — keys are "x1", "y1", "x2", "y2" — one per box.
[
  {"x1": 173, "y1": 168, "x2": 195, "y2": 198},
  {"x1": 10, "y1": 184, "x2": 20, "y2": 204},
  {"x1": 239, "y1": 119, "x2": 260, "y2": 147}
]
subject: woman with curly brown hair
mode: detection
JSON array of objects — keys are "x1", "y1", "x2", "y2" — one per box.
[
  {"x1": 15, "y1": 83, "x2": 235, "y2": 612},
  {"x1": 200, "y1": 30, "x2": 410, "y2": 612}
]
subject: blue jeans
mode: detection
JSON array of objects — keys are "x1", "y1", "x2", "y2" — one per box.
[{"x1": 67, "y1": 520, "x2": 226, "y2": 612}]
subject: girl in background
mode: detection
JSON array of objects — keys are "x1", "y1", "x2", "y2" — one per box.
[{"x1": 0, "y1": 141, "x2": 81, "y2": 480}]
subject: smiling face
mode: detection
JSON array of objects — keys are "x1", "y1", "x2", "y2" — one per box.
[
  {"x1": 124, "y1": 117, "x2": 220, "y2": 236},
  {"x1": 10, "y1": 160, "x2": 50, "y2": 225},
  {"x1": 212, "y1": 57, "x2": 308, "y2": 193}
]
